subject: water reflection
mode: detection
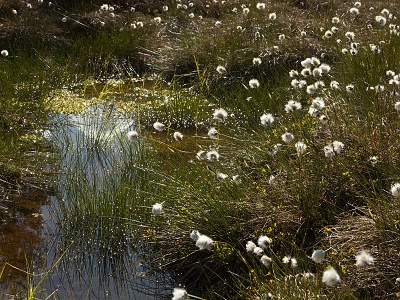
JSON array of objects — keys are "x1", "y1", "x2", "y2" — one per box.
[
  {"x1": 0, "y1": 188, "x2": 48, "y2": 298},
  {"x1": 41, "y1": 104, "x2": 171, "y2": 299}
]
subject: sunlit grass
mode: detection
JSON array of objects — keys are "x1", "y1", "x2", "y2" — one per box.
[{"x1": 1, "y1": 0, "x2": 400, "y2": 299}]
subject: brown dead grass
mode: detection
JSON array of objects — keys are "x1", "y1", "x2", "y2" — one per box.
[{"x1": 319, "y1": 210, "x2": 400, "y2": 299}]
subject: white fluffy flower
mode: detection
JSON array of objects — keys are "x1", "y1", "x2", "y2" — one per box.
[
  {"x1": 216, "y1": 65, "x2": 227, "y2": 74},
  {"x1": 332, "y1": 141, "x2": 344, "y2": 153},
  {"x1": 206, "y1": 150, "x2": 220, "y2": 161},
  {"x1": 311, "y1": 249, "x2": 325, "y2": 263},
  {"x1": 190, "y1": 230, "x2": 201, "y2": 241},
  {"x1": 322, "y1": 267, "x2": 341, "y2": 287},
  {"x1": 260, "y1": 255, "x2": 272, "y2": 267},
  {"x1": 253, "y1": 57, "x2": 262, "y2": 66},
  {"x1": 260, "y1": 113, "x2": 274, "y2": 125},
  {"x1": 153, "y1": 121, "x2": 166, "y2": 132},
  {"x1": 391, "y1": 182, "x2": 400, "y2": 197},
  {"x1": 355, "y1": 250, "x2": 374, "y2": 267},
  {"x1": 285, "y1": 100, "x2": 302, "y2": 113},
  {"x1": 319, "y1": 115, "x2": 328, "y2": 125},
  {"x1": 152, "y1": 203, "x2": 163, "y2": 215},
  {"x1": 127, "y1": 130, "x2": 138, "y2": 141},
  {"x1": 375, "y1": 15, "x2": 387, "y2": 26},
  {"x1": 269, "y1": 12, "x2": 276, "y2": 20},
  {"x1": 249, "y1": 79, "x2": 260, "y2": 88},
  {"x1": 324, "y1": 145, "x2": 335, "y2": 158},
  {"x1": 257, "y1": 235, "x2": 272, "y2": 248},
  {"x1": 290, "y1": 257, "x2": 298, "y2": 268},
  {"x1": 196, "y1": 234, "x2": 214, "y2": 250},
  {"x1": 281, "y1": 132, "x2": 294, "y2": 143},
  {"x1": 306, "y1": 85, "x2": 317, "y2": 94},
  {"x1": 213, "y1": 108, "x2": 228, "y2": 120},
  {"x1": 253, "y1": 246, "x2": 264, "y2": 256},
  {"x1": 295, "y1": 141, "x2": 307, "y2": 154},
  {"x1": 216, "y1": 173, "x2": 228, "y2": 180},
  {"x1": 312, "y1": 97, "x2": 325, "y2": 110},
  {"x1": 173, "y1": 131, "x2": 183, "y2": 141},
  {"x1": 1, "y1": 50, "x2": 9, "y2": 57},
  {"x1": 301, "y1": 58, "x2": 313, "y2": 68},
  {"x1": 394, "y1": 101, "x2": 400, "y2": 111},
  {"x1": 208, "y1": 127, "x2": 218, "y2": 139},
  {"x1": 172, "y1": 287, "x2": 189, "y2": 300},
  {"x1": 256, "y1": 2, "x2": 266, "y2": 10},
  {"x1": 246, "y1": 241, "x2": 256, "y2": 252}
]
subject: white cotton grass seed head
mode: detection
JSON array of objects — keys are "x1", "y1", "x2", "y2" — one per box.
[
  {"x1": 312, "y1": 97, "x2": 325, "y2": 110},
  {"x1": 249, "y1": 78, "x2": 260, "y2": 88},
  {"x1": 281, "y1": 132, "x2": 294, "y2": 143},
  {"x1": 289, "y1": 70, "x2": 299, "y2": 77},
  {"x1": 216, "y1": 65, "x2": 227, "y2": 74},
  {"x1": 355, "y1": 250, "x2": 374, "y2": 267},
  {"x1": 206, "y1": 150, "x2": 220, "y2": 161},
  {"x1": 269, "y1": 12, "x2": 276, "y2": 20},
  {"x1": 332, "y1": 141, "x2": 344, "y2": 153},
  {"x1": 216, "y1": 173, "x2": 228, "y2": 180},
  {"x1": 301, "y1": 57, "x2": 313, "y2": 68},
  {"x1": 301, "y1": 68, "x2": 311, "y2": 77},
  {"x1": 319, "y1": 115, "x2": 328, "y2": 125},
  {"x1": 213, "y1": 108, "x2": 228, "y2": 120},
  {"x1": 253, "y1": 57, "x2": 262, "y2": 66},
  {"x1": 306, "y1": 85, "x2": 317, "y2": 95},
  {"x1": 190, "y1": 230, "x2": 201, "y2": 241},
  {"x1": 260, "y1": 113, "x2": 274, "y2": 126},
  {"x1": 332, "y1": 16, "x2": 340, "y2": 23},
  {"x1": 322, "y1": 267, "x2": 341, "y2": 287},
  {"x1": 346, "y1": 84, "x2": 355, "y2": 92},
  {"x1": 172, "y1": 287, "x2": 189, "y2": 300},
  {"x1": 196, "y1": 150, "x2": 206, "y2": 160},
  {"x1": 152, "y1": 203, "x2": 163, "y2": 215},
  {"x1": 261, "y1": 255, "x2": 272, "y2": 267},
  {"x1": 127, "y1": 130, "x2": 138, "y2": 141},
  {"x1": 291, "y1": 79, "x2": 300, "y2": 88},
  {"x1": 330, "y1": 80, "x2": 340, "y2": 89},
  {"x1": 195, "y1": 234, "x2": 213, "y2": 250},
  {"x1": 246, "y1": 241, "x2": 256, "y2": 252},
  {"x1": 173, "y1": 131, "x2": 183, "y2": 141},
  {"x1": 285, "y1": 100, "x2": 302, "y2": 113},
  {"x1": 349, "y1": 7, "x2": 359, "y2": 14},
  {"x1": 390, "y1": 182, "x2": 400, "y2": 197},
  {"x1": 290, "y1": 257, "x2": 298, "y2": 268},
  {"x1": 256, "y1": 2, "x2": 266, "y2": 10},
  {"x1": 257, "y1": 235, "x2": 272, "y2": 248},
  {"x1": 295, "y1": 141, "x2": 307, "y2": 154},
  {"x1": 311, "y1": 249, "x2": 325, "y2": 263},
  {"x1": 394, "y1": 101, "x2": 400, "y2": 111},
  {"x1": 282, "y1": 256, "x2": 291, "y2": 264},
  {"x1": 253, "y1": 246, "x2": 264, "y2": 256},
  {"x1": 1, "y1": 50, "x2": 9, "y2": 57},
  {"x1": 320, "y1": 63, "x2": 331, "y2": 74},
  {"x1": 207, "y1": 127, "x2": 218, "y2": 139},
  {"x1": 375, "y1": 15, "x2": 387, "y2": 26},
  {"x1": 324, "y1": 145, "x2": 335, "y2": 158},
  {"x1": 369, "y1": 156, "x2": 378, "y2": 166},
  {"x1": 345, "y1": 31, "x2": 355, "y2": 40},
  {"x1": 153, "y1": 121, "x2": 166, "y2": 132}
]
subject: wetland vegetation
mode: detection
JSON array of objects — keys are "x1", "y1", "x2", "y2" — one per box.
[{"x1": 0, "y1": 0, "x2": 400, "y2": 299}]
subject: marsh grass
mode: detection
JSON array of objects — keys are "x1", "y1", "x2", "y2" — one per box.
[{"x1": 1, "y1": 0, "x2": 400, "y2": 299}]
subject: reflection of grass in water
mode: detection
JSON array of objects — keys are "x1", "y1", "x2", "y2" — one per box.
[{"x1": 48, "y1": 104, "x2": 167, "y2": 296}]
